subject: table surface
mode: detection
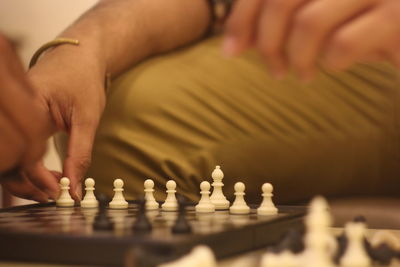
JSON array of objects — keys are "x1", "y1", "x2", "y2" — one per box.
[{"x1": 1, "y1": 228, "x2": 400, "y2": 267}]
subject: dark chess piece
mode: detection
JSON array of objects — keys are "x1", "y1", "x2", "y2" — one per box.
[
  {"x1": 272, "y1": 229, "x2": 304, "y2": 254},
  {"x1": 93, "y1": 194, "x2": 114, "y2": 231},
  {"x1": 333, "y1": 232, "x2": 348, "y2": 263},
  {"x1": 353, "y1": 215, "x2": 367, "y2": 223},
  {"x1": 172, "y1": 195, "x2": 192, "y2": 234},
  {"x1": 368, "y1": 243, "x2": 396, "y2": 265},
  {"x1": 133, "y1": 196, "x2": 152, "y2": 233},
  {"x1": 334, "y1": 221, "x2": 373, "y2": 264}
]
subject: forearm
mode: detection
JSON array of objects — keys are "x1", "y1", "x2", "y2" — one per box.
[{"x1": 58, "y1": 0, "x2": 211, "y2": 76}]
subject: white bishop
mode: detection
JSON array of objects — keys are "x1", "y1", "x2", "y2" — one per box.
[{"x1": 209, "y1": 166, "x2": 229, "y2": 210}]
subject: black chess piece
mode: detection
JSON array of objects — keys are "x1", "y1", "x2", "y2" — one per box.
[
  {"x1": 133, "y1": 196, "x2": 152, "y2": 233},
  {"x1": 272, "y1": 229, "x2": 305, "y2": 254},
  {"x1": 368, "y1": 243, "x2": 396, "y2": 265},
  {"x1": 333, "y1": 232, "x2": 348, "y2": 263},
  {"x1": 171, "y1": 195, "x2": 192, "y2": 234},
  {"x1": 353, "y1": 215, "x2": 367, "y2": 223},
  {"x1": 334, "y1": 224, "x2": 373, "y2": 264},
  {"x1": 93, "y1": 194, "x2": 114, "y2": 231}
]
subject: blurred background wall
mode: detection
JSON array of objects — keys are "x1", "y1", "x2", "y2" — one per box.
[{"x1": 0, "y1": 0, "x2": 98, "y2": 205}]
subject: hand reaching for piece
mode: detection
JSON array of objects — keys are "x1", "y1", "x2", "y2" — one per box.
[
  {"x1": 2, "y1": 40, "x2": 107, "y2": 202},
  {"x1": 223, "y1": 0, "x2": 400, "y2": 80},
  {"x1": 28, "y1": 44, "x2": 107, "y2": 201}
]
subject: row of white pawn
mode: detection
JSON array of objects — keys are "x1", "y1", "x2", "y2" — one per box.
[
  {"x1": 196, "y1": 180, "x2": 278, "y2": 215},
  {"x1": 144, "y1": 178, "x2": 278, "y2": 215},
  {"x1": 56, "y1": 175, "x2": 278, "y2": 216},
  {"x1": 56, "y1": 177, "x2": 128, "y2": 209}
]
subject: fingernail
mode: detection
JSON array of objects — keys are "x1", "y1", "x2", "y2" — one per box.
[
  {"x1": 222, "y1": 36, "x2": 238, "y2": 57},
  {"x1": 77, "y1": 191, "x2": 82, "y2": 201}
]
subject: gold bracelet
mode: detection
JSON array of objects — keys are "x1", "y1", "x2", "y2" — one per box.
[
  {"x1": 29, "y1": 38, "x2": 111, "y2": 92},
  {"x1": 29, "y1": 38, "x2": 79, "y2": 68}
]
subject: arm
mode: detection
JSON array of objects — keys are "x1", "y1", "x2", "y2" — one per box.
[
  {"x1": 7, "y1": 0, "x2": 213, "y2": 201},
  {"x1": 55, "y1": 0, "x2": 212, "y2": 76}
]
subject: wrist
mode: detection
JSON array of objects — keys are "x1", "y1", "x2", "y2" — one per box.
[{"x1": 32, "y1": 36, "x2": 107, "y2": 81}]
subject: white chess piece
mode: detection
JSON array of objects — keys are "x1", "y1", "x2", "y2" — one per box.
[
  {"x1": 229, "y1": 182, "x2": 250, "y2": 215},
  {"x1": 109, "y1": 179, "x2": 129, "y2": 209},
  {"x1": 340, "y1": 222, "x2": 371, "y2": 267},
  {"x1": 161, "y1": 180, "x2": 178, "y2": 211},
  {"x1": 159, "y1": 245, "x2": 217, "y2": 267},
  {"x1": 257, "y1": 183, "x2": 278, "y2": 215},
  {"x1": 81, "y1": 178, "x2": 98, "y2": 208},
  {"x1": 144, "y1": 179, "x2": 159, "y2": 210},
  {"x1": 195, "y1": 181, "x2": 215, "y2": 213},
  {"x1": 260, "y1": 251, "x2": 298, "y2": 267},
  {"x1": 303, "y1": 231, "x2": 335, "y2": 267},
  {"x1": 209, "y1": 165, "x2": 230, "y2": 210},
  {"x1": 302, "y1": 196, "x2": 335, "y2": 267},
  {"x1": 56, "y1": 177, "x2": 75, "y2": 207}
]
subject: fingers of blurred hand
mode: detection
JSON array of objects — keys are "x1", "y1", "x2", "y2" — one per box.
[
  {"x1": 23, "y1": 162, "x2": 60, "y2": 200},
  {"x1": 287, "y1": 0, "x2": 378, "y2": 80},
  {"x1": 0, "y1": 36, "x2": 50, "y2": 166},
  {"x1": 2, "y1": 174, "x2": 49, "y2": 203},
  {"x1": 223, "y1": 0, "x2": 264, "y2": 56},
  {"x1": 256, "y1": 0, "x2": 308, "y2": 78},
  {"x1": 322, "y1": 2, "x2": 400, "y2": 71},
  {"x1": 0, "y1": 111, "x2": 26, "y2": 172},
  {"x1": 50, "y1": 170, "x2": 63, "y2": 180},
  {"x1": 63, "y1": 114, "x2": 99, "y2": 201}
]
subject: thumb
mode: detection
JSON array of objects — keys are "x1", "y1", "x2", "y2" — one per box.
[{"x1": 63, "y1": 118, "x2": 98, "y2": 201}]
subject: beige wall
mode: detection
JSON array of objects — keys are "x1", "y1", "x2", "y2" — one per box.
[
  {"x1": 0, "y1": 0, "x2": 97, "y2": 65},
  {"x1": 0, "y1": 0, "x2": 98, "y2": 204}
]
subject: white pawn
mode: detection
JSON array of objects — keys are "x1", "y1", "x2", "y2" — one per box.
[
  {"x1": 144, "y1": 179, "x2": 159, "y2": 210},
  {"x1": 229, "y1": 182, "x2": 250, "y2": 215},
  {"x1": 81, "y1": 178, "x2": 98, "y2": 208},
  {"x1": 161, "y1": 180, "x2": 178, "y2": 211},
  {"x1": 302, "y1": 196, "x2": 336, "y2": 267},
  {"x1": 159, "y1": 245, "x2": 217, "y2": 267},
  {"x1": 195, "y1": 181, "x2": 215, "y2": 213},
  {"x1": 340, "y1": 222, "x2": 371, "y2": 267},
  {"x1": 56, "y1": 177, "x2": 75, "y2": 207},
  {"x1": 209, "y1": 165, "x2": 230, "y2": 210},
  {"x1": 109, "y1": 179, "x2": 128, "y2": 209},
  {"x1": 257, "y1": 183, "x2": 278, "y2": 215},
  {"x1": 260, "y1": 251, "x2": 298, "y2": 267}
]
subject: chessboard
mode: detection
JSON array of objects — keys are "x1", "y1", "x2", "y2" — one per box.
[{"x1": 0, "y1": 201, "x2": 306, "y2": 266}]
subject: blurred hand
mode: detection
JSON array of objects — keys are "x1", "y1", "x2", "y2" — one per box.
[
  {"x1": 0, "y1": 33, "x2": 54, "y2": 202},
  {"x1": 223, "y1": 0, "x2": 400, "y2": 80},
  {"x1": 25, "y1": 44, "x2": 107, "y2": 201}
]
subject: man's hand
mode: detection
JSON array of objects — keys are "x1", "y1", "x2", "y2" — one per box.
[
  {"x1": 223, "y1": 0, "x2": 400, "y2": 80},
  {"x1": 0, "y1": 34, "x2": 55, "y2": 202},
  {"x1": 2, "y1": 0, "x2": 212, "y2": 203},
  {"x1": 25, "y1": 43, "x2": 107, "y2": 201}
]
